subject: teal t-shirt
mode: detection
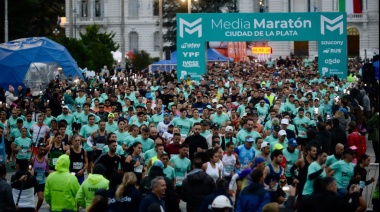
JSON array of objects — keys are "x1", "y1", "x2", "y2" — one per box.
[
  {"x1": 105, "y1": 122, "x2": 118, "y2": 133},
  {"x1": 144, "y1": 149, "x2": 157, "y2": 166},
  {"x1": 210, "y1": 113, "x2": 229, "y2": 126},
  {"x1": 43, "y1": 116, "x2": 55, "y2": 128},
  {"x1": 125, "y1": 135, "x2": 140, "y2": 147},
  {"x1": 77, "y1": 113, "x2": 100, "y2": 126},
  {"x1": 326, "y1": 154, "x2": 340, "y2": 167},
  {"x1": 264, "y1": 135, "x2": 278, "y2": 145},
  {"x1": 114, "y1": 130, "x2": 130, "y2": 146},
  {"x1": 282, "y1": 148, "x2": 299, "y2": 177},
  {"x1": 23, "y1": 121, "x2": 36, "y2": 131},
  {"x1": 102, "y1": 144, "x2": 125, "y2": 156},
  {"x1": 200, "y1": 130, "x2": 211, "y2": 139},
  {"x1": 190, "y1": 117, "x2": 203, "y2": 125},
  {"x1": 302, "y1": 161, "x2": 326, "y2": 195},
  {"x1": 75, "y1": 96, "x2": 87, "y2": 107},
  {"x1": 79, "y1": 124, "x2": 99, "y2": 151},
  {"x1": 172, "y1": 117, "x2": 193, "y2": 136},
  {"x1": 133, "y1": 137, "x2": 154, "y2": 153},
  {"x1": 14, "y1": 137, "x2": 33, "y2": 159},
  {"x1": 163, "y1": 165, "x2": 176, "y2": 180},
  {"x1": 150, "y1": 114, "x2": 164, "y2": 127},
  {"x1": 270, "y1": 140, "x2": 288, "y2": 153},
  {"x1": 236, "y1": 130, "x2": 261, "y2": 145},
  {"x1": 10, "y1": 128, "x2": 31, "y2": 139},
  {"x1": 330, "y1": 160, "x2": 354, "y2": 189},
  {"x1": 56, "y1": 114, "x2": 76, "y2": 130},
  {"x1": 170, "y1": 155, "x2": 191, "y2": 186},
  {"x1": 134, "y1": 121, "x2": 149, "y2": 128},
  {"x1": 293, "y1": 116, "x2": 310, "y2": 138}
]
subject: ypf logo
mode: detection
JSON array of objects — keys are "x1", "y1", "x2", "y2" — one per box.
[
  {"x1": 179, "y1": 18, "x2": 202, "y2": 38},
  {"x1": 320, "y1": 15, "x2": 344, "y2": 35}
]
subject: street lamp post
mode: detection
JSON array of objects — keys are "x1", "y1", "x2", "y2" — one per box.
[
  {"x1": 159, "y1": 0, "x2": 163, "y2": 60},
  {"x1": 4, "y1": 0, "x2": 8, "y2": 42},
  {"x1": 53, "y1": 28, "x2": 60, "y2": 37},
  {"x1": 181, "y1": 0, "x2": 191, "y2": 13},
  {"x1": 121, "y1": 0, "x2": 126, "y2": 68}
]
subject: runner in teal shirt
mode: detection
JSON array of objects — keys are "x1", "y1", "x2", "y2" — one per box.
[
  {"x1": 105, "y1": 115, "x2": 118, "y2": 133},
  {"x1": 282, "y1": 138, "x2": 300, "y2": 183},
  {"x1": 170, "y1": 145, "x2": 191, "y2": 187},
  {"x1": 172, "y1": 109, "x2": 193, "y2": 136},
  {"x1": 302, "y1": 150, "x2": 327, "y2": 195},
  {"x1": 210, "y1": 105, "x2": 229, "y2": 126},
  {"x1": 236, "y1": 120, "x2": 261, "y2": 145},
  {"x1": 293, "y1": 108, "x2": 310, "y2": 139},
  {"x1": 326, "y1": 143, "x2": 344, "y2": 167},
  {"x1": 13, "y1": 127, "x2": 33, "y2": 160},
  {"x1": 327, "y1": 148, "x2": 356, "y2": 197},
  {"x1": 133, "y1": 128, "x2": 154, "y2": 153}
]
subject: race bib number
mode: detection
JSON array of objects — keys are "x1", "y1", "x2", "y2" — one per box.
[
  {"x1": 96, "y1": 143, "x2": 105, "y2": 150},
  {"x1": 176, "y1": 176, "x2": 185, "y2": 185},
  {"x1": 52, "y1": 158, "x2": 58, "y2": 166},
  {"x1": 73, "y1": 162, "x2": 83, "y2": 170},
  {"x1": 36, "y1": 172, "x2": 45, "y2": 183},
  {"x1": 18, "y1": 149, "x2": 27, "y2": 156},
  {"x1": 224, "y1": 165, "x2": 234, "y2": 174},
  {"x1": 134, "y1": 165, "x2": 143, "y2": 173},
  {"x1": 240, "y1": 164, "x2": 248, "y2": 171}
]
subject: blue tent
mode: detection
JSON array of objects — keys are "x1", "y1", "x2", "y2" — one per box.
[
  {"x1": 374, "y1": 61, "x2": 379, "y2": 79},
  {"x1": 0, "y1": 37, "x2": 83, "y2": 90},
  {"x1": 207, "y1": 48, "x2": 233, "y2": 62}
]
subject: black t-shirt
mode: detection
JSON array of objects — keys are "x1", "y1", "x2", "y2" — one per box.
[{"x1": 94, "y1": 153, "x2": 121, "y2": 179}]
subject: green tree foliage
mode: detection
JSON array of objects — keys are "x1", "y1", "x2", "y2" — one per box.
[
  {"x1": 160, "y1": 0, "x2": 237, "y2": 51},
  {"x1": 54, "y1": 36, "x2": 88, "y2": 69},
  {"x1": 0, "y1": 0, "x2": 65, "y2": 43},
  {"x1": 79, "y1": 25, "x2": 119, "y2": 71},
  {"x1": 132, "y1": 50, "x2": 159, "y2": 72}
]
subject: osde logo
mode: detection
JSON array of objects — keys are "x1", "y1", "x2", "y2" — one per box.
[{"x1": 324, "y1": 58, "x2": 340, "y2": 65}]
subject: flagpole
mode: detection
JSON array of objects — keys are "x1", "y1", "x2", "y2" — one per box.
[{"x1": 5, "y1": 0, "x2": 8, "y2": 42}]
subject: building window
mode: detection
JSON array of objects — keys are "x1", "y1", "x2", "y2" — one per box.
[
  {"x1": 153, "y1": 0, "x2": 159, "y2": 16},
  {"x1": 129, "y1": 0, "x2": 139, "y2": 17},
  {"x1": 95, "y1": 0, "x2": 102, "y2": 17},
  {"x1": 81, "y1": 0, "x2": 88, "y2": 17},
  {"x1": 154, "y1": 31, "x2": 160, "y2": 51},
  {"x1": 129, "y1": 32, "x2": 139, "y2": 51}
]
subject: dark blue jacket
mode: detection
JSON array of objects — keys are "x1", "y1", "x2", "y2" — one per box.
[
  {"x1": 236, "y1": 182, "x2": 270, "y2": 212},
  {"x1": 139, "y1": 192, "x2": 165, "y2": 212},
  {"x1": 199, "y1": 190, "x2": 233, "y2": 212}
]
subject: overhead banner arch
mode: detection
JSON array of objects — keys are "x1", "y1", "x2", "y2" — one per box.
[{"x1": 176, "y1": 12, "x2": 347, "y2": 80}]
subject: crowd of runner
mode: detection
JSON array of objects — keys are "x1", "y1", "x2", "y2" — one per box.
[{"x1": 0, "y1": 56, "x2": 379, "y2": 212}]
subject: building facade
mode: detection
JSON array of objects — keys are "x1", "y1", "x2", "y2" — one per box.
[{"x1": 64, "y1": 0, "x2": 379, "y2": 60}]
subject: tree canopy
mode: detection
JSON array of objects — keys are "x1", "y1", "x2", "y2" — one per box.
[{"x1": 160, "y1": 0, "x2": 237, "y2": 51}]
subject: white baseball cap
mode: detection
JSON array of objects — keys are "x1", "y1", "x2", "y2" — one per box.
[
  {"x1": 225, "y1": 126, "x2": 233, "y2": 133},
  {"x1": 261, "y1": 142, "x2": 270, "y2": 149},
  {"x1": 279, "y1": 130, "x2": 287, "y2": 136},
  {"x1": 216, "y1": 104, "x2": 223, "y2": 109},
  {"x1": 281, "y1": 119, "x2": 289, "y2": 125},
  {"x1": 212, "y1": 99, "x2": 218, "y2": 103},
  {"x1": 212, "y1": 195, "x2": 233, "y2": 209}
]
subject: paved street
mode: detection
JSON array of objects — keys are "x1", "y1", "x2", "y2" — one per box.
[{"x1": 4, "y1": 138, "x2": 377, "y2": 211}]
